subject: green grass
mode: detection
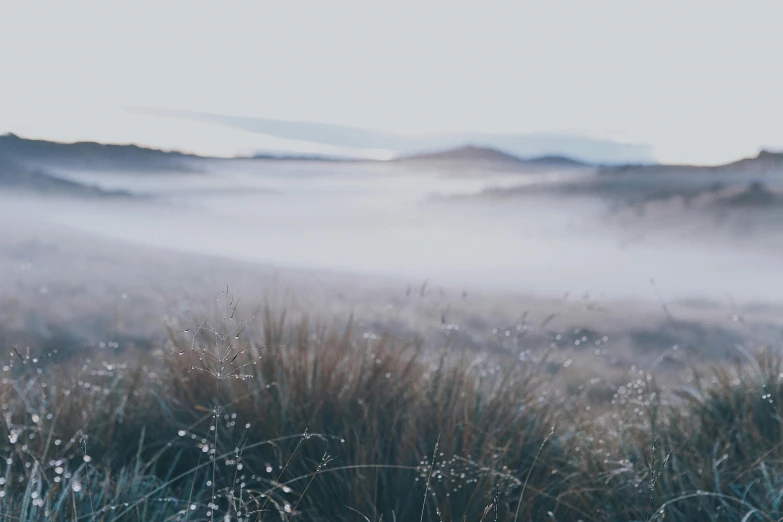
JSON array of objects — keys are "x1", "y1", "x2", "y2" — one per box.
[{"x1": 0, "y1": 304, "x2": 782, "y2": 521}]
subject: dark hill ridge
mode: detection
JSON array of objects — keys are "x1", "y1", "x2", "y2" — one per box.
[
  {"x1": 0, "y1": 134, "x2": 360, "y2": 166},
  {"x1": 599, "y1": 150, "x2": 783, "y2": 177},
  {"x1": 724, "y1": 149, "x2": 783, "y2": 172},
  {"x1": 0, "y1": 133, "x2": 201, "y2": 172}
]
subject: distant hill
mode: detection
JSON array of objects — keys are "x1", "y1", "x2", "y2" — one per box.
[
  {"x1": 395, "y1": 145, "x2": 588, "y2": 168},
  {"x1": 467, "y1": 146, "x2": 783, "y2": 213},
  {"x1": 598, "y1": 149, "x2": 783, "y2": 177},
  {"x1": 524, "y1": 155, "x2": 589, "y2": 167},
  {"x1": 398, "y1": 145, "x2": 526, "y2": 164},
  {"x1": 0, "y1": 134, "x2": 364, "y2": 169},
  {"x1": 722, "y1": 149, "x2": 783, "y2": 173},
  {"x1": 0, "y1": 133, "x2": 201, "y2": 172}
]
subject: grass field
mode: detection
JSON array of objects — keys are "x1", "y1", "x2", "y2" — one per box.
[{"x1": 1, "y1": 292, "x2": 782, "y2": 522}]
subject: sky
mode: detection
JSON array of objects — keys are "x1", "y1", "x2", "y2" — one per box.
[{"x1": 1, "y1": 1, "x2": 782, "y2": 164}]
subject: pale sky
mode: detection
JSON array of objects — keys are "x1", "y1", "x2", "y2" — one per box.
[{"x1": 1, "y1": 1, "x2": 781, "y2": 164}]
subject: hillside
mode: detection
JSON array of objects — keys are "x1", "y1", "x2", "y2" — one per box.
[
  {"x1": 395, "y1": 145, "x2": 588, "y2": 171},
  {"x1": 398, "y1": 145, "x2": 526, "y2": 163},
  {"x1": 475, "y1": 148, "x2": 783, "y2": 204},
  {"x1": 0, "y1": 133, "x2": 202, "y2": 172},
  {"x1": 598, "y1": 149, "x2": 783, "y2": 177}
]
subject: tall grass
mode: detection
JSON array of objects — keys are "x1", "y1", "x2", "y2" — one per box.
[{"x1": 0, "y1": 303, "x2": 782, "y2": 521}]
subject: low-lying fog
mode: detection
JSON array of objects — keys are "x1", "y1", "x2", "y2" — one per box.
[{"x1": 3, "y1": 158, "x2": 782, "y2": 305}]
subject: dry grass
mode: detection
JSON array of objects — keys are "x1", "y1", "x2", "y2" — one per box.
[{"x1": 0, "y1": 299, "x2": 782, "y2": 521}]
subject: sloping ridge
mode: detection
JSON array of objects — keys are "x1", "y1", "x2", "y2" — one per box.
[
  {"x1": 0, "y1": 133, "x2": 200, "y2": 172},
  {"x1": 396, "y1": 145, "x2": 587, "y2": 166},
  {"x1": 723, "y1": 149, "x2": 783, "y2": 171},
  {"x1": 600, "y1": 149, "x2": 783, "y2": 176},
  {"x1": 399, "y1": 145, "x2": 525, "y2": 163}
]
